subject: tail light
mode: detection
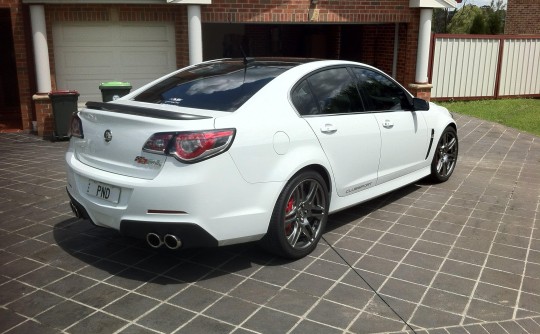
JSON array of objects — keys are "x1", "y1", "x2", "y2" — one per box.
[
  {"x1": 143, "y1": 129, "x2": 235, "y2": 163},
  {"x1": 69, "y1": 113, "x2": 84, "y2": 138},
  {"x1": 142, "y1": 133, "x2": 174, "y2": 154}
]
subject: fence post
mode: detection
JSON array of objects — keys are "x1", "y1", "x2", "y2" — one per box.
[{"x1": 493, "y1": 37, "x2": 505, "y2": 99}]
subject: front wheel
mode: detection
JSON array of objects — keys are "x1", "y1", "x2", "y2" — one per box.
[
  {"x1": 261, "y1": 171, "x2": 329, "y2": 259},
  {"x1": 430, "y1": 126, "x2": 458, "y2": 182}
]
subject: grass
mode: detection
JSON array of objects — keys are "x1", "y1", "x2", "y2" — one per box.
[{"x1": 438, "y1": 98, "x2": 540, "y2": 137}]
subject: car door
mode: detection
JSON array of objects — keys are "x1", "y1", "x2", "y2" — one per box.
[
  {"x1": 291, "y1": 67, "x2": 381, "y2": 197},
  {"x1": 351, "y1": 67, "x2": 429, "y2": 185}
]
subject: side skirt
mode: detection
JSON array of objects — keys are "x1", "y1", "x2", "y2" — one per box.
[{"x1": 328, "y1": 166, "x2": 431, "y2": 214}]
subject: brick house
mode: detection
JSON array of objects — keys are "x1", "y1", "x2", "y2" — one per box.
[
  {"x1": 505, "y1": 0, "x2": 540, "y2": 35},
  {"x1": 1, "y1": 0, "x2": 456, "y2": 137}
]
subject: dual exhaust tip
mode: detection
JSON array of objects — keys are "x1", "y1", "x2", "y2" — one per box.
[
  {"x1": 146, "y1": 233, "x2": 182, "y2": 250},
  {"x1": 70, "y1": 201, "x2": 182, "y2": 250},
  {"x1": 70, "y1": 201, "x2": 82, "y2": 219}
]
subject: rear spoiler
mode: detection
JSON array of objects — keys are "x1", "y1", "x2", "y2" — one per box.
[{"x1": 85, "y1": 101, "x2": 211, "y2": 120}]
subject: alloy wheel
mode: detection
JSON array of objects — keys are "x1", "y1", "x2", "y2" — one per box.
[{"x1": 283, "y1": 178, "x2": 326, "y2": 250}]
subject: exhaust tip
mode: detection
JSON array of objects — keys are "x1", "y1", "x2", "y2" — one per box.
[
  {"x1": 146, "y1": 233, "x2": 163, "y2": 248},
  {"x1": 70, "y1": 201, "x2": 81, "y2": 218},
  {"x1": 163, "y1": 234, "x2": 182, "y2": 250}
]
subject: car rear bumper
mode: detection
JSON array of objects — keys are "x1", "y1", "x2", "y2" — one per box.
[
  {"x1": 67, "y1": 190, "x2": 218, "y2": 248},
  {"x1": 65, "y1": 149, "x2": 285, "y2": 248}
]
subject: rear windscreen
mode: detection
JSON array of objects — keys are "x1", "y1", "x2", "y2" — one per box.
[{"x1": 134, "y1": 61, "x2": 293, "y2": 112}]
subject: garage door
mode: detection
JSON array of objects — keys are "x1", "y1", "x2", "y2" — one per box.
[{"x1": 53, "y1": 22, "x2": 176, "y2": 102}]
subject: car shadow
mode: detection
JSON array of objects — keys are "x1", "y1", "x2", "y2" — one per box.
[
  {"x1": 52, "y1": 217, "x2": 289, "y2": 285},
  {"x1": 52, "y1": 182, "x2": 423, "y2": 285},
  {"x1": 324, "y1": 182, "x2": 422, "y2": 233}
]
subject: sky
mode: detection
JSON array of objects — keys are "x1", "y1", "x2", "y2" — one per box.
[{"x1": 456, "y1": 0, "x2": 507, "y2": 9}]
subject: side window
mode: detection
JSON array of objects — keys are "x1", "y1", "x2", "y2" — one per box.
[
  {"x1": 352, "y1": 68, "x2": 410, "y2": 111},
  {"x1": 306, "y1": 68, "x2": 363, "y2": 115},
  {"x1": 291, "y1": 80, "x2": 319, "y2": 116}
]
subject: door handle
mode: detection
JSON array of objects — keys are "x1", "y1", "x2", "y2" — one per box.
[
  {"x1": 320, "y1": 124, "x2": 337, "y2": 134},
  {"x1": 382, "y1": 120, "x2": 394, "y2": 129}
]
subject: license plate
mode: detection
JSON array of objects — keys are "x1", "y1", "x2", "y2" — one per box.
[{"x1": 86, "y1": 179, "x2": 121, "y2": 204}]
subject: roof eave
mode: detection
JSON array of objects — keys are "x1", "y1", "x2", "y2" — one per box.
[{"x1": 409, "y1": 0, "x2": 457, "y2": 9}]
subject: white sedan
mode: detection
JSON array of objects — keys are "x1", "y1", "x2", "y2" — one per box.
[{"x1": 66, "y1": 59, "x2": 458, "y2": 259}]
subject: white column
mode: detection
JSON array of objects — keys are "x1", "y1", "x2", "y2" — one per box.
[
  {"x1": 415, "y1": 8, "x2": 433, "y2": 84},
  {"x1": 30, "y1": 5, "x2": 52, "y2": 93},
  {"x1": 187, "y1": 5, "x2": 203, "y2": 65}
]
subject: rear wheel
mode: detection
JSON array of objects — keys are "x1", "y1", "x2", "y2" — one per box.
[
  {"x1": 262, "y1": 171, "x2": 329, "y2": 259},
  {"x1": 431, "y1": 126, "x2": 458, "y2": 182}
]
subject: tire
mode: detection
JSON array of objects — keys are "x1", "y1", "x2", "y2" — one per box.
[
  {"x1": 261, "y1": 171, "x2": 329, "y2": 259},
  {"x1": 430, "y1": 126, "x2": 458, "y2": 183}
]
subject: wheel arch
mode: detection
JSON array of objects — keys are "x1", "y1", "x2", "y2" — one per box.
[
  {"x1": 288, "y1": 164, "x2": 333, "y2": 199},
  {"x1": 261, "y1": 163, "x2": 332, "y2": 259},
  {"x1": 430, "y1": 122, "x2": 458, "y2": 183},
  {"x1": 426, "y1": 120, "x2": 457, "y2": 162},
  {"x1": 446, "y1": 121, "x2": 457, "y2": 132}
]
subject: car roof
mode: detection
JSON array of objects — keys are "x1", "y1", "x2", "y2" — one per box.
[{"x1": 207, "y1": 57, "x2": 321, "y2": 67}]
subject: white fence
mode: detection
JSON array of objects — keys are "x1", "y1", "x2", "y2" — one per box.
[{"x1": 430, "y1": 34, "x2": 540, "y2": 100}]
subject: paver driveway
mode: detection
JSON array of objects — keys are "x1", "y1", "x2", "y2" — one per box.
[{"x1": 1, "y1": 114, "x2": 539, "y2": 334}]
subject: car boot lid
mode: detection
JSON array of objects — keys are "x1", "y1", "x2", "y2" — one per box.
[{"x1": 73, "y1": 101, "x2": 220, "y2": 179}]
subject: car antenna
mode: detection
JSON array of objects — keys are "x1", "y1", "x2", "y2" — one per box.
[{"x1": 239, "y1": 42, "x2": 253, "y2": 66}]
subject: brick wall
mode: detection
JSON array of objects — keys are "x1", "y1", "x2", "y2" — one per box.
[
  {"x1": 203, "y1": 0, "x2": 420, "y2": 86},
  {"x1": 400, "y1": 17, "x2": 419, "y2": 87},
  {"x1": 505, "y1": 0, "x2": 540, "y2": 35},
  {"x1": 203, "y1": 0, "x2": 413, "y2": 23},
  {"x1": 351, "y1": 22, "x2": 418, "y2": 87},
  {"x1": 33, "y1": 95, "x2": 53, "y2": 138},
  {"x1": 1, "y1": 0, "x2": 33, "y2": 132}
]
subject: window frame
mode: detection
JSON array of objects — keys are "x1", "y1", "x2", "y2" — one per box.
[
  {"x1": 289, "y1": 66, "x2": 367, "y2": 117},
  {"x1": 349, "y1": 66, "x2": 414, "y2": 113}
]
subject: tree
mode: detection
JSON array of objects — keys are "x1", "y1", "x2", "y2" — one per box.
[
  {"x1": 485, "y1": 0, "x2": 506, "y2": 34},
  {"x1": 447, "y1": 5, "x2": 484, "y2": 34},
  {"x1": 432, "y1": 8, "x2": 456, "y2": 33},
  {"x1": 444, "y1": 1, "x2": 506, "y2": 35},
  {"x1": 470, "y1": 13, "x2": 488, "y2": 34}
]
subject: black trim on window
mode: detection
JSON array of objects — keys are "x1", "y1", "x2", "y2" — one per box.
[
  {"x1": 290, "y1": 65, "x2": 367, "y2": 117},
  {"x1": 349, "y1": 66, "x2": 414, "y2": 112}
]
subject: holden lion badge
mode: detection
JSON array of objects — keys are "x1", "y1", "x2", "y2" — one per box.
[{"x1": 104, "y1": 129, "x2": 113, "y2": 142}]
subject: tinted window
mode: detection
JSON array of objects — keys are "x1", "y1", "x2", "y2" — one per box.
[
  {"x1": 134, "y1": 61, "x2": 293, "y2": 112},
  {"x1": 306, "y1": 68, "x2": 363, "y2": 115},
  {"x1": 352, "y1": 68, "x2": 410, "y2": 111},
  {"x1": 291, "y1": 80, "x2": 319, "y2": 115}
]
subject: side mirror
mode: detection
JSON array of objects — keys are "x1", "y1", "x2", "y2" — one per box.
[{"x1": 412, "y1": 97, "x2": 430, "y2": 111}]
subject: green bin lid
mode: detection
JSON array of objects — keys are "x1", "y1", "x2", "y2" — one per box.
[
  {"x1": 100, "y1": 81, "x2": 131, "y2": 86},
  {"x1": 99, "y1": 81, "x2": 132, "y2": 88}
]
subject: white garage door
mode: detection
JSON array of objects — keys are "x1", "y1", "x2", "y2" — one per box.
[{"x1": 53, "y1": 22, "x2": 176, "y2": 102}]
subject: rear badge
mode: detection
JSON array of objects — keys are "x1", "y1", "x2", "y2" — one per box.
[
  {"x1": 134, "y1": 156, "x2": 162, "y2": 168},
  {"x1": 104, "y1": 130, "x2": 113, "y2": 142}
]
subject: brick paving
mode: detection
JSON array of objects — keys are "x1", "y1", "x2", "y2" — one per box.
[{"x1": 0, "y1": 113, "x2": 539, "y2": 334}]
